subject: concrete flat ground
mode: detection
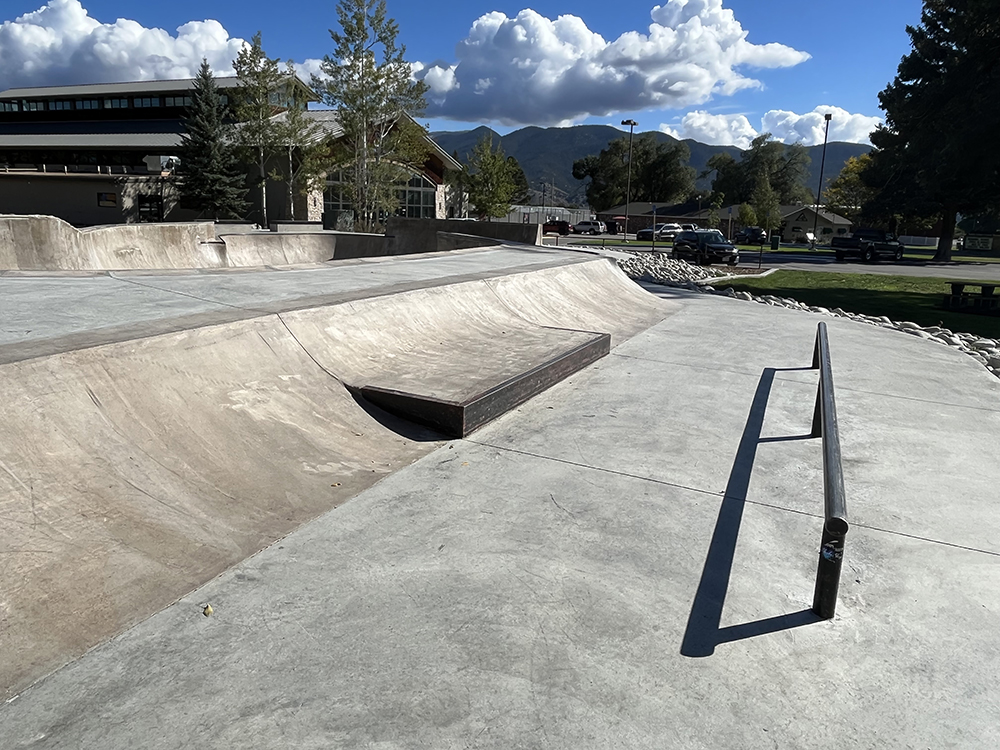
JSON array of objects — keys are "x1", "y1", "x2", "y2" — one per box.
[
  {"x1": 3, "y1": 264, "x2": 999, "y2": 747},
  {"x1": 0, "y1": 245, "x2": 586, "y2": 362}
]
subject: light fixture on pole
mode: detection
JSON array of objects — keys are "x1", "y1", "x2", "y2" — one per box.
[
  {"x1": 621, "y1": 119, "x2": 638, "y2": 241},
  {"x1": 811, "y1": 113, "x2": 833, "y2": 247}
]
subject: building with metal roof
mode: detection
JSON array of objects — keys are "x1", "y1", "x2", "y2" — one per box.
[{"x1": 0, "y1": 75, "x2": 459, "y2": 227}]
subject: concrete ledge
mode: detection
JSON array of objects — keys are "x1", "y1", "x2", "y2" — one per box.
[{"x1": 361, "y1": 333, "x2": 611, "y2": 437}]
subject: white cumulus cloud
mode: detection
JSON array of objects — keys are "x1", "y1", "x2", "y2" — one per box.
[
  {"x1": 660, "y1": 111, "x2": 758, "y2": 148},
  {"x1": 0, "y1": 0, "x2": 247, "y2": 89},
  {"x1": 414, "y1": 0, "x2": 809, "y2": 126},
  {"x1": 762, "y1": 106, "x2": 882, "y2": 146},
  {"x1": 661, "y1": 105, "x2": 881, "y2": 146}
]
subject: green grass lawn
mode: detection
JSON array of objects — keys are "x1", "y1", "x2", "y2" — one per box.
[{"x1": 721, "y1": 271, "x2": 1000, "y2": 339}]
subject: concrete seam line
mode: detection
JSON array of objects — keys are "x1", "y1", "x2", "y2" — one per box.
[
  {"x1": 465, "y1": 439, "x2": 723, "y2": 499},
  {"x1": 107, "y1": 272, "x2": 265, "y2": 314},
  {"x1": 274, "y1": 313, "x2": 345, "y2": 385},
  {"x1": 471, "y1": 441, "x2": 1000, "y2": 560}
]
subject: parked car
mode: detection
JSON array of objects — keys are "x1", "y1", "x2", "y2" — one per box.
[
  {"x1": 673, "y1": 229, "x2": 740, "y2": 265},
  {"x1": 734, "y1": 226, "x2": 768, "y2": 245},
  {"x1": 573, "y1": 220, "x2": 606, "y2": 235},
  {"x1": 636, "y1": 223, "x2": 682, "y2": 241},
  {"x1": 830, "y1": 228, "x2": 904, "y2": 262},
  {"x1": 543, "y1": 219, "x2": 573, "y2": 235}
]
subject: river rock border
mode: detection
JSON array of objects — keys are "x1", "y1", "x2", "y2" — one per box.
[{"x1": 617, "y1": 251, "x2": 1000, "y2": 380}]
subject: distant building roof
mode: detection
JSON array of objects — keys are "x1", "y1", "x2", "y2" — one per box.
[{"x1": 0, "y1": 73, "x2": 318, "y2": 102}]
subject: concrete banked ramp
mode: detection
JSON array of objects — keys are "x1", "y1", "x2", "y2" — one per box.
[{"x1": 0, "y1": 256, "x2": 672, "y2": 699}]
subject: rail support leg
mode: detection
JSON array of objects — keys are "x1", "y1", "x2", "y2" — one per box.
[{"x1": 812, "y1": 520, "x2": 848, "y2": 619}]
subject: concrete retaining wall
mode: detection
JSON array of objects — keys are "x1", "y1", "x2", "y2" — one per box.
[
  {"x1": 0, "y1": 215, "x2": 218, "y2": 270},
  {"x1": 387, "y1": 217, "x2": 541, "y2": 255},
  {"x1": 0, "y1": 215, "x2": 525, "y2": 271}
]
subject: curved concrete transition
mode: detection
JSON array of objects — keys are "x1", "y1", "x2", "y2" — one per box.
[
  {"x1": 0, "y1": 215, "x2": 384, "y2": 271},
  {"x1": 0, "y1": 254, "x2": 673, "y2": 699}
]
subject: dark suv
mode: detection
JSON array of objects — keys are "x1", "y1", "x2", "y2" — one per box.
[
  {"x1": 734, "y1": 226, "x2": 768, "y2": 245},
  {"x1": 673, "y1": 229, "x2": 739, "y2": 265},
  {"x1": 543, "y1": 219, "x2": 573, "y2": 235}
]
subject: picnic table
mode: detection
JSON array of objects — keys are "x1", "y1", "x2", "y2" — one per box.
[{"x1": 944, "y1": 281, "x2": 999, "y2": 314}]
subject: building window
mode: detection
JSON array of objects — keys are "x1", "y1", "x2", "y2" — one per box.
[
  {"x1": 325, "y1": 170, "x2": 438, "y2": 222},
  {"x1": 105, "y1": 98, "x2": 129, "y2": 109},
  {"x1": 397, "y1": 172, "x2": 437, "y2": 219},
  {"x1": 134, "y1": 97, "x2": 161, "y2": 108},
  {"x1": 23, "y1": 101, "x2": 44, "y2": 111},
  {"x1": 164, "y1": 96, "x2": 193, "y2": 107},
  {"x1": 219, "y1": 94, "x2": 229, "y2": 106},
  {"x1": 50, "y1": 101, "x2": 73, "y2": 110},
  {"x1": 0, "y1": 102, "x2": 19, "y2": 112},
  {"x1": 77, "y1": 99, "x2": 100, "y2": 110}
]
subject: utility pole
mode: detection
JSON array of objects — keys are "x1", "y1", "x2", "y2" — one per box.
[
  {"x1": 811, "y1": 113, "x2": 833, "y2": 248},
  {"x1": 621, "y1": 119, "x2": 637, "y2": 242}
]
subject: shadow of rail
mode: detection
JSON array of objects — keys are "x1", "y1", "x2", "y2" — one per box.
[{"x1": 680, "y1": 366, "x2": 822, "y2": 658}]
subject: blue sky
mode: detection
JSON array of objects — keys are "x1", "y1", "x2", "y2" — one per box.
[{"x1": 0, "y1": 0, "x2": 923, "y2": 146}]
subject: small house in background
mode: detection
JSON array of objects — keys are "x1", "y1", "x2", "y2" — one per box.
[{"x1": 684, "y1": 204, "x2": 853, "y2": 242}]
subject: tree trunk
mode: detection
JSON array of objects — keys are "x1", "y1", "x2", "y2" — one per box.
[
  {"x1": 259, "y1": 147, "x2": 268, "y2": 229},
  {"x1": 287, "y1": 145, "x2": 295, "y2": 221},
  {"x1": 934, "y1": 205, "x2": 957, "y2": 261}
]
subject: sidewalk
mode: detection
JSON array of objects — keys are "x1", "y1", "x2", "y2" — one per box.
[{"x1": 4, "y1": 287, "x2": 998, "y2": 748}]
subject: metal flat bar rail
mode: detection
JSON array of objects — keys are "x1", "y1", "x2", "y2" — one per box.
[{"x1": 809, "y1": 322, "x2": 849, "y2": 619}]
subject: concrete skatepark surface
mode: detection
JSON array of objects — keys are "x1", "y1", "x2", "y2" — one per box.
[{"x1": 2, "y1": 244, "x2": 999, "y2": 747}]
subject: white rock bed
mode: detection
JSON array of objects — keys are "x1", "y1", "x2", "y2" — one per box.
[{"x1": 618, "y1": 251, "x2": 1000, "y2": 380}]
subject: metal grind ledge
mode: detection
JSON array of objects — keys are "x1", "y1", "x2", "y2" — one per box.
[{"x1": 360, "y1": 333, "x2": 611, "y2": 437}]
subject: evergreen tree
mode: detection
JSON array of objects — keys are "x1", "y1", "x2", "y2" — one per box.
[
  {"x1": 178, "y1": 60, "x2": 247, "y2": 220},
  {"x1": 233, "y1": 32, "x2": 284, "y2": 227},
  {"x1": 507, "y1": 156, "x2": 532, "y2": 205},
  {"x1": 466, "y1": 134, "x2": 517, "y2": 220},
  {"x1": 315, "y1": 0, "x2": 429, "y2": 232},
  {"x1": 866, "y1": 0, "x2": 1000, "y2": 260}
]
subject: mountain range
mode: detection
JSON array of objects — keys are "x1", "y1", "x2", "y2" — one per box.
[{"x1": 430, "y1": 125, "x2": 870, "y2": 208}]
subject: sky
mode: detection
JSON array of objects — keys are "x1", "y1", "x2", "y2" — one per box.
[{"x1": 0, "y1": 0, "x2": 925, "y2": 147}]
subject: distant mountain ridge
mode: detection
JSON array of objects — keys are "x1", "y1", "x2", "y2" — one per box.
[{"x1": 430, "y1": 124, "x2": 870, "y2": 208}]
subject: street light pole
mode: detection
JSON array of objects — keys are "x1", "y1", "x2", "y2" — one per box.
[
  {"x1": 621, "y1": 119, "x2": 637, "y2": 242},
  {"x1": 811, "y1": 113, "x2": 833, "y2": 248}
]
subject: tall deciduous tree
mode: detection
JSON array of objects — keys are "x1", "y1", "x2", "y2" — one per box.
[
  {"x1": 178, "y1": 60, "x2": 247, "y2": 220},
  {"x1": 751, "y1": 176, "x2": 781, "y2": 232},
  {"x1": 824, "y1": 154, "x2": 876, "y2": 225},
  {"x1": 233, "y1": 32, "x2": 284, "y2": 227},
  {"x1": 270, "y1": 62, "x2": 333, "y2": 221},
  {"x1": 737, "y1": 203, "x2": 757, "y2": 228},
  {"x1": 316, "y1": 0, "x2": 429, "y2": 232},
  {"x1": 572, "y1": 134, "x2": 694, "y2": 212},
  {"x1": 465, "y1": 134, "x2": 517, "y2": 220},
  {"x1": 705, "y1": 134, "x2": 811, "y2": 206},
  {"x1": 865, "y1": 0, "x2": 1000, "y2": 260}
]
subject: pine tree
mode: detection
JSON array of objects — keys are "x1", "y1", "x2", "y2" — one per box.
[
  {"x1": 178, "y1": 60, "x2": 247, "y2": 220},
  {"x1": 315, "y1": 0, "x2": 429, "y2": 232},
  {"x1": 866, "y1": 0, "x2": 1000, "y2": 260}
]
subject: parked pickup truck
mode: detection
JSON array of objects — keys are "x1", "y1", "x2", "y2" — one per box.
[{"x1": 831, "y1": 229, "x2": 904, "y2": 262}]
